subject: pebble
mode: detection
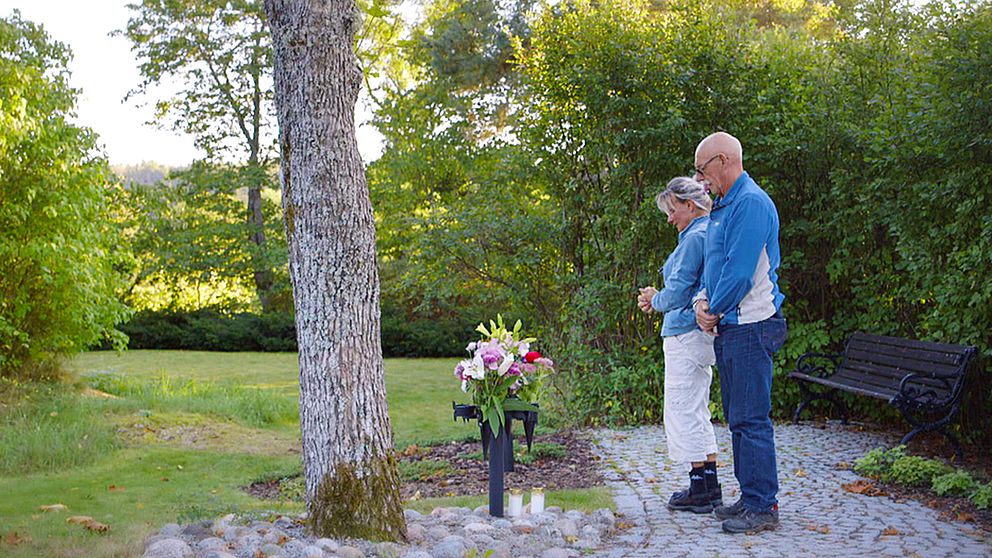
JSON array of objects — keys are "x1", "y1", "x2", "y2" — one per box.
[{"x1": 139, "y1": 503, "x2": 619, "y2": 558}]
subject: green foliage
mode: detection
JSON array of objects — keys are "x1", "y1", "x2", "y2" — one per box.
[
  {"x1": 931, "y1": 470, "x2": 978, "y2": 497},
  {"x1": 888, "y1": 455, "x2": 950, "y2": 487},
  {"x1": 0, "y1": 12, "x2": 131, "y2": 378},
  {"x1": 972, "y1": 483, "x2": 992, "y2": 510},
  {"x1": 118, "y1": 309, "x2": 297, "y2": 352},
  {"x1": 516, "y1": 441, "x2": 566, "y2": 464},
  {"x1": 853, "y1": 445, "x2": 908, "y2": 479}
]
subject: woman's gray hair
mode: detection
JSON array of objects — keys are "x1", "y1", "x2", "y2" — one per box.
[{"x1": 655, "y1": 176, "x2": 712, "y2": 214}]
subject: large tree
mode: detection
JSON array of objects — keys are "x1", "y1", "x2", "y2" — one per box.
[
  {"x1": 0, "y1": 12, "x2": 130, "y2": 378},
  {"x1": 120, "y1": 0, "x2": 280, "y2": 310},
  {"x1": 264, "y1": 0, "x2": 406, "y2": 540}
]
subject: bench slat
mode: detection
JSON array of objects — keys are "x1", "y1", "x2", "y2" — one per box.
[
  {"x1": 836, "y1": 362, "x2": 953, "y2": 395},
  {"x1": 788, "y1": 372, "x2": 893, "y2": 400},
  {"x1": 845, "y1": 341, "x2": 966, "y2": 372},
  {"x1": 830, "y1": 369, "x2": 902, "y2": 395},
  {"x1": 849, "y1": 333, "x2": 972, "y2": 358},
  {"x1": 843, "y1": 348, "x2": 963, "y2": 377}
]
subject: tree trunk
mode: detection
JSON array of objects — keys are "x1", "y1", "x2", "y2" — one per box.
[
  {"x1": 247, "y1": 174, "x2": 274, "y2": 312},
  {"x1": 264, "y1": 0, "x2": 406, "y2": 541}
]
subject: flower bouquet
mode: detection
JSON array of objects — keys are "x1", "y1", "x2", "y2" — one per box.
[{"x1": 454, "y1": 315, "x2": 555, "y2": 434}]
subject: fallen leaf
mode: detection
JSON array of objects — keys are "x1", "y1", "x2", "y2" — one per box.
[
  {"x1": 108, "y1": 485, "x2": 125, "y2": 492},
  {"x1": 795, "y1": 469, "x2": 808, "y2": 477},
  {"x1": 67, "y1": 516, "x2": 95, "y2": 525},
  {"x1": 3, "y1": 532, "x2": 31, "y2": 546},
  {"x1": 136, "y1": 502, "x2": 145, "y2": 510},
  {"x1": 842, "y1": 480, "x2": 886, "y2": 497},
  {"x1": 176, "y1": 464, "x2": 184, "y2": 470},
  {"x1": 38, "y1": 503, "x2": 68, "y2": 512},
  {"x1": 881, "y1": 527, "x2": 900, "y2": 536},
  {"x1": 83, "y1": 520, "x2": 109, "y2": 534},
  {"x1": 836, "y1": 461, "x2": 851, "y2": 470},
  {"x1": 956, "y1": 512, "x2": 975, "y2": 522},
  {"x1": 161, "y1": 477, "x2": 170, "y2": 482}
]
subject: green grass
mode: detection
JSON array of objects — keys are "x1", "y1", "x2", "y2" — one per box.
[
  {"x1": 72, "y1": 351, "x2": 474, "y2": 447},
  {"x1": 404, "y1": 486, "x2": 615, "y2": 514},
  {"x1": 0, "y1": 351, "x2": 607, "y2": 558}
]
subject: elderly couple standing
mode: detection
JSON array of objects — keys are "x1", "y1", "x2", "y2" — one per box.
[{"x1": 636, "y1": 132, "x2": 787, "y2": 534}]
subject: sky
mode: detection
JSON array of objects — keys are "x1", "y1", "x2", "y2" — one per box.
[{"x1": 0, "y1": 0, "x2": 385, "y2": 168}]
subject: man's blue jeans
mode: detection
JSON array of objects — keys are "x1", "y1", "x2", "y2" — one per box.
[{"x1": 714, "y1": 314, "x2": 787, "y2": 513}]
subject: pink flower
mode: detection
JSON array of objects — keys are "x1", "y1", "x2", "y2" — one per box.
[
  {"x1": 521, "y1": 363, "x2": 537, "y2": 374},
  {"x1": 507, "y1": 362, "x2": 522, "y2": 376},
  {"x1": 534, "y1": 357, "x2": 554, "y2": 369},
  {"x1": 482, "y1": 351, "x2": 501, "y2": 370}
]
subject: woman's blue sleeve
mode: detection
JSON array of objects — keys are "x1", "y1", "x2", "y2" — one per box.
[{"x1": 651, "y1": 233, "x2": 704, "y2": 314}]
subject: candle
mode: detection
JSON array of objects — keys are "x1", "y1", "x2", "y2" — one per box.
[
  {"x1": 508, "y1": 489, "x2": 523, "y2": 517},
  {"x1": 530, "y1": 487, "x2": 545, "y2": 514}
]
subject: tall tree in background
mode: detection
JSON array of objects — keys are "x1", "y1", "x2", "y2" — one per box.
[
  {"x1": 0, "y1": 12, "x2": 130, "y2": 378},
  {"x1": 264, "y1": 0, "x2": 406, "y2": 541},
  {"x1": 119, "y1": 0, "x2": 280, "y2": 310}
]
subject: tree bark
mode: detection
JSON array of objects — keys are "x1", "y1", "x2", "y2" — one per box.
[{"x1": 264, "y1": 0, "x2": 406, "y2": 541}]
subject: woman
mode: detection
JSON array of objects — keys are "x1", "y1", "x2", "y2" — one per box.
[{"x1": 637, "y1": 176, "x2": 722, "y2": 513}]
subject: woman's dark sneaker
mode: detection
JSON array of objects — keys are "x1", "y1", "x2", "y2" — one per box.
[
  {"x1": 721, "y1": 506, "x2": 779, "y2": 534},
  {"x1": 713, "y1": 497, "x2": 745, "y2": 520}
]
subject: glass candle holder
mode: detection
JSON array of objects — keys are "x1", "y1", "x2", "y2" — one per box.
[
  {"x1": 530, "y1": 487, "x2": 545, "y2": 514},
  {"x1": 508, "y1": 488, "x2": 523, "y2": 517}
]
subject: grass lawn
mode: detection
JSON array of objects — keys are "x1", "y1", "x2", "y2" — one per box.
[{"x1": 0, "y1": 351, "x2": 610, "y2": 558}]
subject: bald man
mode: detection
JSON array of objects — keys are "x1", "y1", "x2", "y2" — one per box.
[{"x1": 691, "y1": 132, "x2": 787, "y2": 534}]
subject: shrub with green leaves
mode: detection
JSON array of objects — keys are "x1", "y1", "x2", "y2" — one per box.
[
  {"x1": 0, "y1": 12, "x2": 130, "y2": 379},
  {"x1": 971, "y1": 483, "x2": 992, "y2": 510},
  {"x1": 853, "y1": 445, "x2": 907, "y2": 479},
  {"x1": 888, "y1": 456, "x2": 950, "y2": 487},
  {"x1": 931, "y1": 470, "x2": 978, "y2": 497}
]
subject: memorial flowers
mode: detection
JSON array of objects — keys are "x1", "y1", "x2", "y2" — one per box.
[{"x1": 454, "y1": 315, "x2": 555, "y2": 433}]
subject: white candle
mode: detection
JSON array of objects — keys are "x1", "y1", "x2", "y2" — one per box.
[
  {"x1": 530, "y1": 487, "x2": 545, "y2": 514},
  {"x1": 508, "y1": 489, "x2": 523, "y2": 517}
]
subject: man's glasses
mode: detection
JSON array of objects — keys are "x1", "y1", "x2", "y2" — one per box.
[{"x1": 694, "y1": 154, "x2": 722, "y2": 175}]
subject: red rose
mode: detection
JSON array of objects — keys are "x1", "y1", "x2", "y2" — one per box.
[{"x1": 525, "y1": 351, "x2": 542, "y2": 363}]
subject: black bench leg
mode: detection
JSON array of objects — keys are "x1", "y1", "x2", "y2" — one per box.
[
  {"x1": 901, "y1": 425, "x2": 964, "y2": 461},
  {"x1": 793, "y1": 386, "x2": 848, "y2": 424}
]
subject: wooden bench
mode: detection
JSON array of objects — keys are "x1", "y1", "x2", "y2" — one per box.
[{"x1": 789, "y1": 332, "x2": 976, "y2": 457}]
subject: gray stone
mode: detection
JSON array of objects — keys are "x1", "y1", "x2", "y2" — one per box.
[
  {"x1": 491, "y1": 519, "x2": 512, "y2": 530},
  {"x1": 159, "y1": 524, "x2": 183, "y2": 538},
  {"x1": 530, "y1": 513, "x2": 556, "y2": 526},
  {"x1": 469, "y1": 533, "x2": 495, "y2": 548},
  {"x1": 464, "y1": 522, "x2": 493, "y2": 535},
  {"x1": 232, "y1": 534, "x2": 262, "y2": 555},
  {"x1": 373, "y1": 541, "x2": 404, "y2": 558},
  {"x1": 274, "y1": 516, "x2": 296, "y2": 529},
  {"x1": 562, "y1": 510, "x2": 584, "y2": 521},
  {"x1": 427, "y1": 525, "x2": 450, "y2": 540},
  {"x1": 145, "y1": 535, "x2": 170, "y2": 549},
  {"x1": 184, "y1": 521, "x2": 214, "y2": 540},
  {"x1": 282, "y1": 540, "x2": 307, "y2": 558},
  {"x1": 553, "y1": 519, "x2": 578, "y2": 539},
  {"x1": 259, "y1": 543, "x2": 285, "y2": 557},
  {"x1": 403, "y1": 509, "x2": 424, "y2": 522},
  {"x1": 429, "y1": 539, "x2": 465, "y2": 558},
  {"x1": 314, "y1": 538, "x2": 339, "y2": 553},
  {"x1": 195, "y1": 538, "x2": 229, "y2": 553},
  {"x1": 196, "y1": 552, "x2": 238, "y2": 558},
  {"x1": 336, "y1": 545, "x2": 365, "y2": 558},
  {"x1": 544, "y1": 507, "x2": 563, "y2": 515},
  {"x1": 473, "y1": 505, "x2": 489, "y2": 517},
  {"x1": 223, "y1": 526, "x2": 250, "y2": 543},
  {"x1": 400, "y1": 552, "x2": 432, "y2": 558},
  {"x1": 405, "y1": 523, "x2": 426, "y2": 543},
  {"x1": 510, "y1": 520, "x2": 535, "y2": 535},
  {"x1": 539, "y1": 549, "x2": 573, "y2": 558},
  {"x1": 261, "y1": 528, "x2": 289, "y2": 545},
  {"x1": 298, "y1": 546, "x2": 325, "y2": 558},
  {"x1": 144, "y1": 538, "x2": 194, "y2": 558}
]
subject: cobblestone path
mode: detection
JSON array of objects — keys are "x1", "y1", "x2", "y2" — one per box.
[{"x1": 591, "y1": 423, "x2": 991, "y2": 557}]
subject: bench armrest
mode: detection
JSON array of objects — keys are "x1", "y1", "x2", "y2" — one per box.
[
  {"x1": 794, "y1": 352, "x2": 841, "y2": 378},
  {"x1": 895, "y1": 373, "x2": 959, "y2": 411}
]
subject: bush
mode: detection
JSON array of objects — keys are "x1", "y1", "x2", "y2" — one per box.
[
  {"x1": 972, "y1": 483, "x2": 992, "y2": 510},
  {"x1": 116, "y1": 305, "x2": 474, "y2": 357},
  {"x1": 854, "y1": 445, "x2": 908, "y2": 480},
  {"x1": 887, "y1": 456, "x2": 950, "y2": 487},
  {"x1": 931, "y1": 470, "x2": 979, "y2": 497}
]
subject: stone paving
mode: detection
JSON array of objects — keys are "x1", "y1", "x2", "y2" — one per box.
[{"x1": 590, "y1": 422, "x2": 992, "y2": 558}]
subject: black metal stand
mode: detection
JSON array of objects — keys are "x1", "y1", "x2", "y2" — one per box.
[{"x1": 453, "y1": 402, "x2": 538, "y2": 517}]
